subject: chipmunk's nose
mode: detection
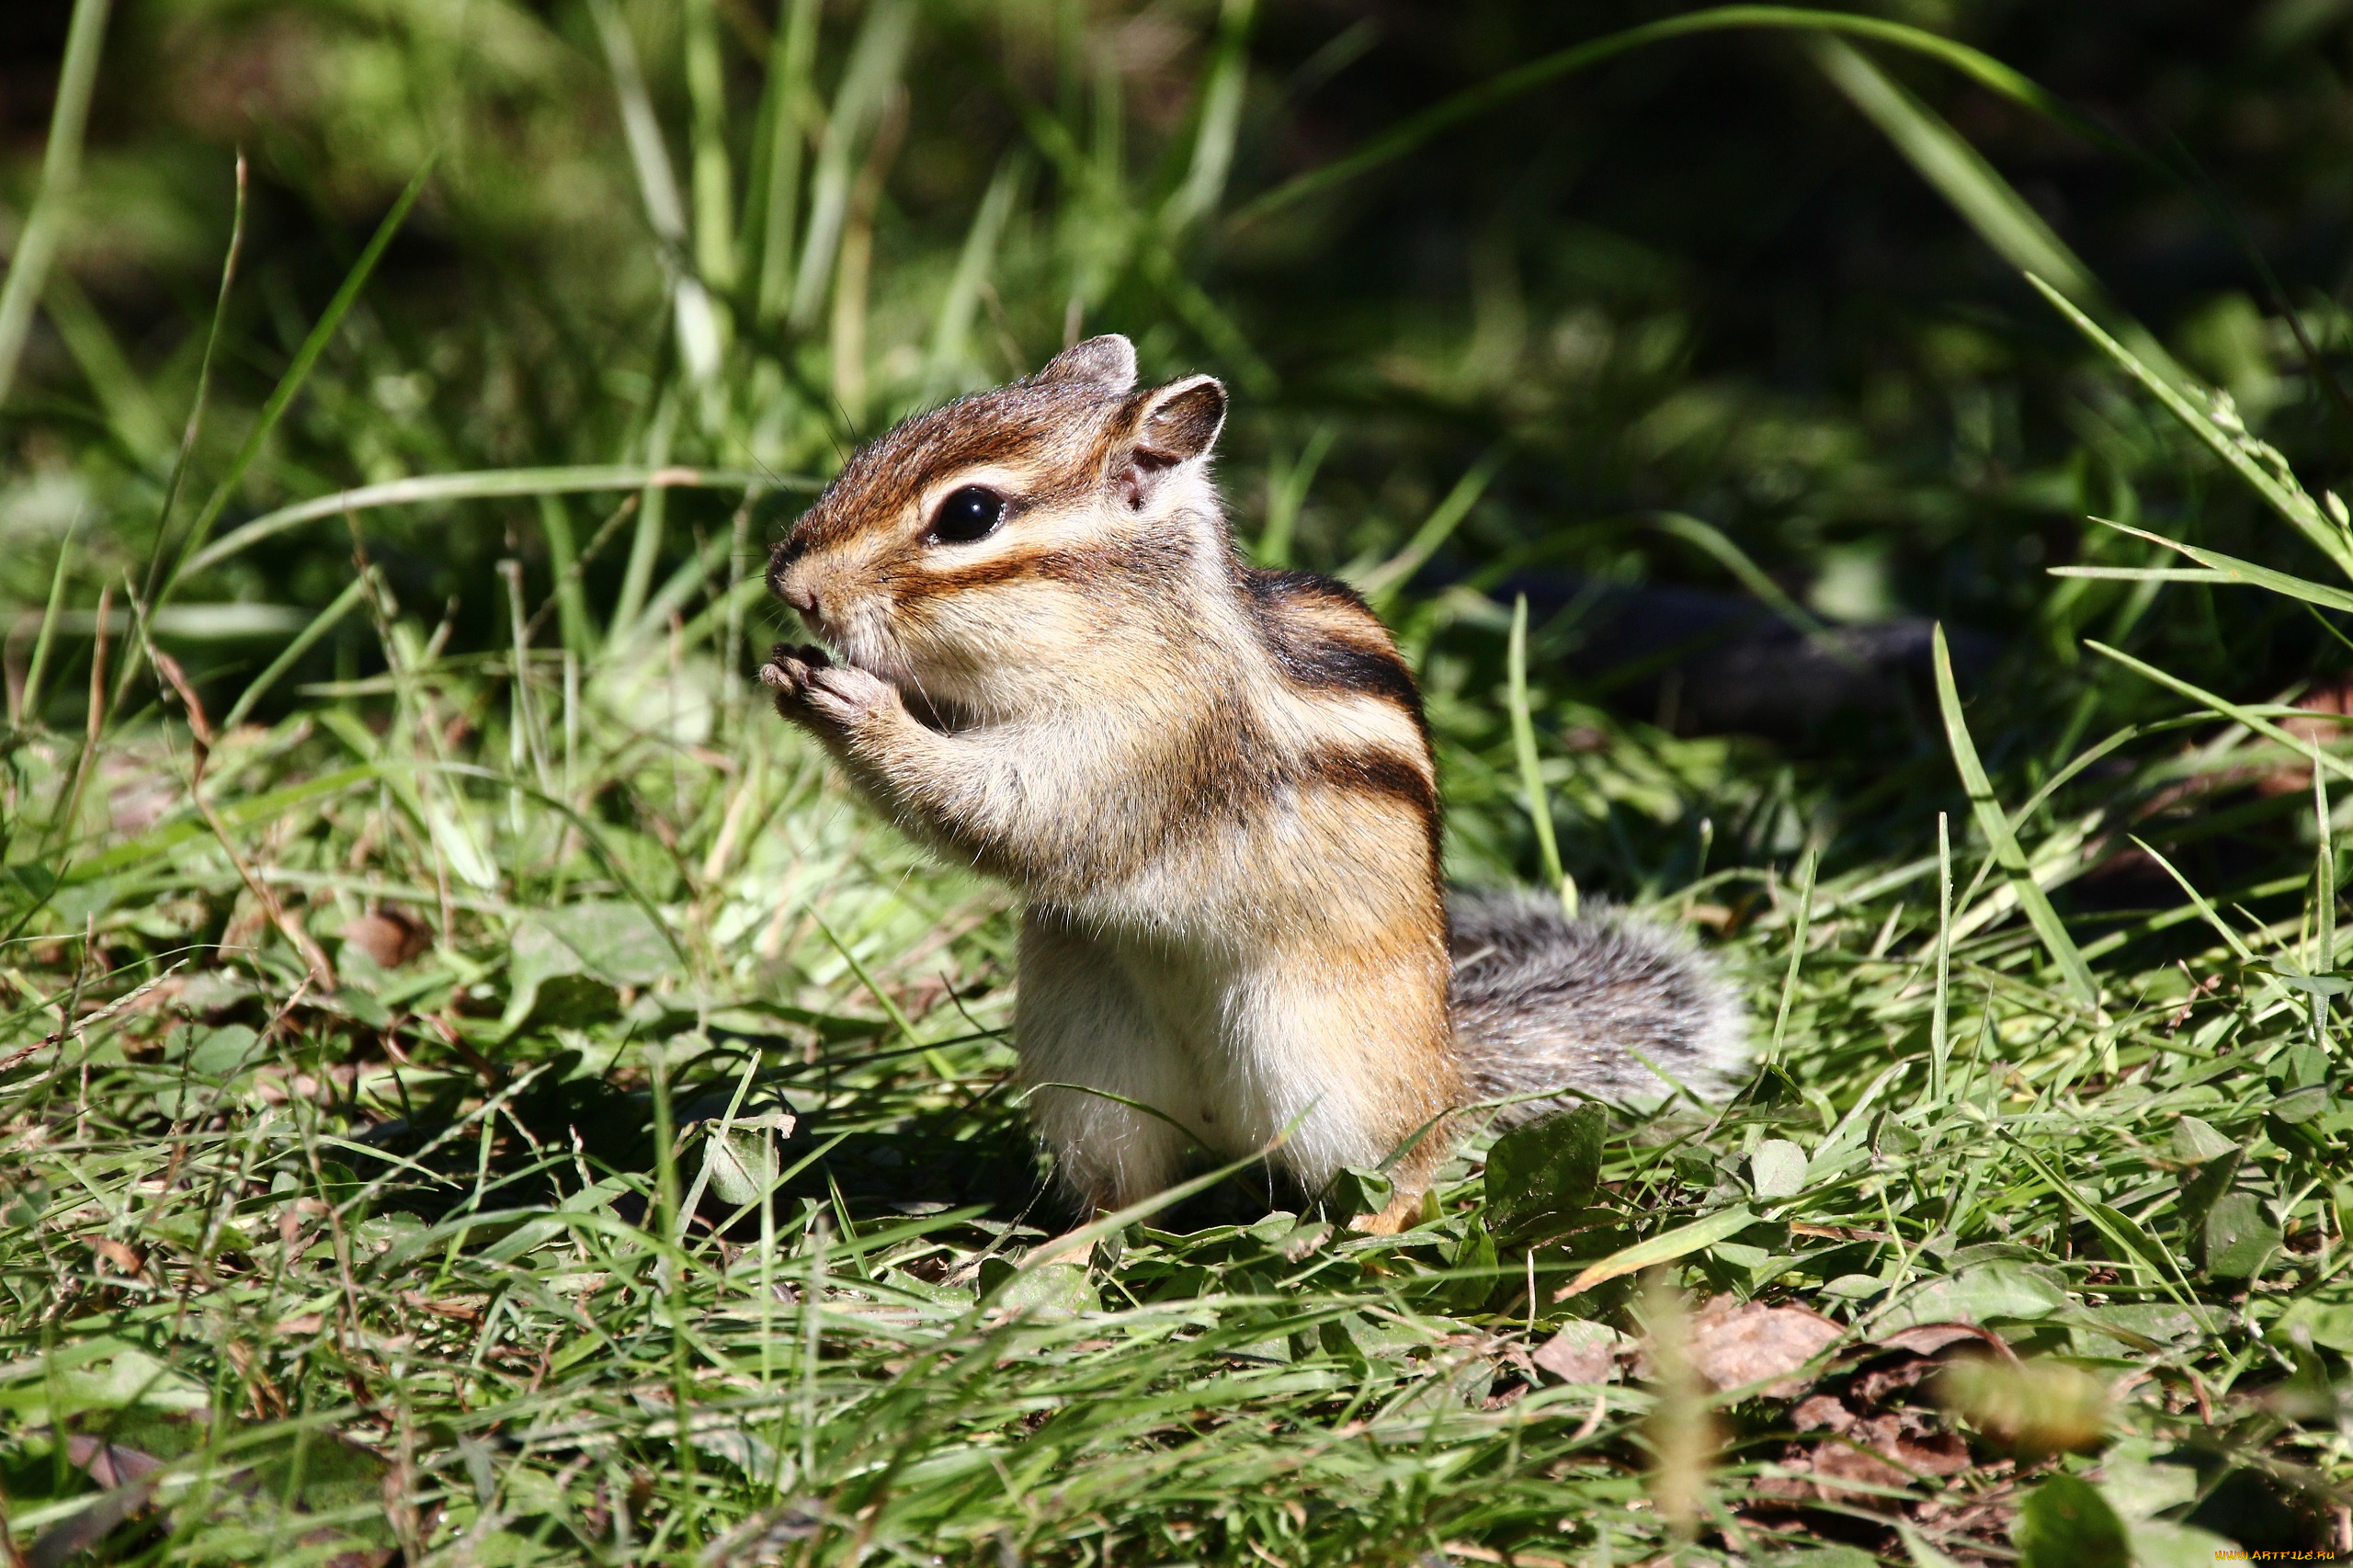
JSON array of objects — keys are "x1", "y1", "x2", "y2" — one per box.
[{"x1": 767, "y1": 539, "x2": 821, "y2": 618}]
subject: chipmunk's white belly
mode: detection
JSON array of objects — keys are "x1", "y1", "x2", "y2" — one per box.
[{"x1": 1015, "y1": 908, "x2": 1396, "y2": 1199}]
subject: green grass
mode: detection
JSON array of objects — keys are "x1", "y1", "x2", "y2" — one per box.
[{"x1": 3, "y1": 3, "x2": 2352, "y2": 1563}]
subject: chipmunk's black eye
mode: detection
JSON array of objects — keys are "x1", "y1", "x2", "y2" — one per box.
[{"x1": 930, "y1": 485, "x2": 1004, "y2": 543}]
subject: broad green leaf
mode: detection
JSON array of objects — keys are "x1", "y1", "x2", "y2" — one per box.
[
  {"x1": 1881, "y1": 1261, "x2": 2068, "y2": 1326},
  {"x1": 1484, "y1": 1101, "x2": 1606, "y2": 1233},
  {"x1": 2127, "y1": 1521, "x2": 2243, "y2": 1568},
  {"x1": 0, "y1": 1345, "x2": 208, "y2": 1419},
  {"x1": 987, "y1": 1261, "x2": 1099, "y2": 1321},
  {"x1": 2014, "y1": 1475, "x2": 2130, "y2": 1568},
  {"x1": 500, "y1": 902, "x2": 676, "y2": 1035},
  {"x1": 2170, "y1": 1115, "x2": 2238, "y2": 1164},
  {"x1": 537, "y1": 900, "x2": 677, "y2": 987},
  {"x1": 1324, "y1": 1165, "x2": 1394, "y2": 1226},
  {"x1": 2270, "y1": 1296, "x2": 2353, "y2": 1352},
  {"x1": 2201, "y1": 1191, "x2": 2279, "y2": 1279},
  {"x1": 1748, "y1": 1139, "x2": 1809, "y2": 1199}
]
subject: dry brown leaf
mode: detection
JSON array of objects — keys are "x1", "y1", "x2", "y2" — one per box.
[
  {"x1": 1790, "y1": 1393, "x2": 1853, "y2": 1434},
  {"x1": 92, "y1": 1237, "x2": 146, "y2": 1278},
  {"x1": 1687, "y1": 1298, "x2": 1842, "y2": 1398},
  {"x1": 1531, "y1": 1321, "x2": 1627, "y2": 1384},
  {"x1": 1808, "y1": 1437, "x2": 1917, "y2": 1494},
  {"x1": 66, "y1": 1436, "x2": 164, "y2": 1489},
  {"x1": 342, "y1": 911, "x2": 431, "y2": 969}
]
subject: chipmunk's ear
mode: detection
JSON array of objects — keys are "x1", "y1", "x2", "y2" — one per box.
[
  {"x1": 1033, "y1": 335, "x2": 1137, "y2": 393},
  {"x1": 1113, "y1": 374, "x2": 1226, "y2": 509}
]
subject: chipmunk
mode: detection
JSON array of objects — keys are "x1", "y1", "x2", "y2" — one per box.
[{"x1": 762, "y1": 335, "x2": 1745, "y2": 1233}]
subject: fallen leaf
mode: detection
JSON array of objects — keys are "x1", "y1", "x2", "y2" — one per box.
[
  {"x1": 1810, "y1": 1436, "x2": 1917, "y2": 1494},
  {"x1": 34, "y1": 1439, "x2": 168, "y2": 1566},
  {"x1": 1531, "y1": 1320, "x2": 1629, "y2": 1383},
  {"x1": 65, "y1": 1436, "x2": 164, "y2": 1489},
  {"x1": 92, "y1": 1238, "x2": 145, "y2": 1278},
  {"x1": 1688, "y1": 1298, "x2": 1842, "y2": 1397},
  {"x1": 342, "y1": 911, "x2": 431, "y2": 969},
  {"x1": 1791, "y1": 1393, "x2": 1853, "y2": 1433}
]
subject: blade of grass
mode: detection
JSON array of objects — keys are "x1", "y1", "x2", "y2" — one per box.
[
  {"x1": 17, "y1": 517, "x2": 81, "y2": 730},
  {"x1": 2048, "y1": 566, "x2": 2231, "y2": 585},
  {"x1": 187, "y1": 463, "x2": 784, "y2": 579},
  {"x1": 613, "y1": 395, "x2": 681, "y2": 640},
  {"x1": 790, "y1": 0, "x2": 915, "y2": 330},
  {"x1": 683, "y1": 0, "x2": 738, "y2": 294},
  {"x1": 499, "y1": 560, "x2": 551, "y2": 795},
  {"x1": 755, "y1": 0, "x2": 821, "y2": 324},
  {"x1": 1255, "y1": 423, "x2": 1335, "y2": 569},
  {"x1": 142, "y1": 156, "x2": 246, "y2": 603},
  {"x1": 1358, "y1": 450, "x2": 1502, "y2": 609},
  {"x1": 47, "y1": 584, "x2": 111, "y2": 858},
  {"x1": 2004, "y1": 1136, "x2": 2213, "y2": 1334},
  {"x1": 2086, "y1": 638, "x2": 2353, "y2": 787},
  {"x1": 2074, "y1": 516, "x2": 2353, "y2": 616},
  {"x1": 219, "y1": 577, "x2": 369, "y2": 733},
  {"x1": 1555, "y1": 1205, "x2": 1756, "y2": 1299},
  {"x1": 612, "y1": 527, "x2": 738, "y2": 655},
  {"x1": 922, "y1": 156, "x2": 1025, "y2": 403},
  {"x1": 535, "y1": 495, "x2": 593, "y2": 659},
  {"x1": 590, "y1": 0, "x2": 723, "y2": 386},
  {"x1": 1649, "y1": 511, "x2": 1833, "y2": 642},
  {"x1": 1767, "y1": 847, "x2": 1817, "y2": 1071},
  {"x1": 1930, "y1": 812, "x2": 1952, "y2": 1100},
  {"x1": 1230, "y1": 6, "x2": 2143, "y2": 229},
  {"x1": 810, "y1": 910, "x2": 948, "y2": 1082},
  {"x1": 2315, "y1": 767, "x2": 2337, "y2": 1045},
  {"x1": 1506, "y1": 595, "x2": 1570, "y2": 910},
  {"x1": 43, "y1": 270, "x2": 170, "y2": 463},
  {"x1": 0, "y1": 0, "x2": 110, "y2": 405},
  {"x1": 2025, "y1": 273, "x2": 2353, "y2": 581},
  {"x1": 827, "y1": 85, "x2": 907, "y2": 431},
  {"x1": 642, "y1": 1034, "x2": 702, "y2": 1545},
  {"x1": 150, "y1": 158, "x2": 437, "y2": 615},
  {"x1": 1017, "y1": 1133, "x2": 1302, "y2": 1272},
  {"x1": 1932, "y1": 624, "x2": 2100, "y2": 1009},
  {"x1": 1811, "y1": 39, "x2": 2187, "y2": 388},
  {"x1": 1160, "y1": 0, "x2": 1256, "y2": 233}
]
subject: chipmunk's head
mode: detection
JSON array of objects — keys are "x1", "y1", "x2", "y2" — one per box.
[{"x1": 767, "y1": 335, "x2": 1228, "y2": 715}]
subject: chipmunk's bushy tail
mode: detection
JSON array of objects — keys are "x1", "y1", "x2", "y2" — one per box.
[{"x1": 1448, "y1": 891, "x2": 1748, "y2": 1123}]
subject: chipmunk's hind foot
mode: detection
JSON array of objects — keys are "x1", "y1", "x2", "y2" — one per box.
[{"x1": 1449, "y1": 891, "x2": 1747, "y2": 1123}]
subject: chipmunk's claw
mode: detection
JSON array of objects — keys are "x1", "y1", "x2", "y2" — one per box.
[
  {"x1": 800, "y1": 663, "x2": 890, "y2": 726},
  {"x1": 762, "y1": 642, "x2": 884, "y2": 728},
  {"x1": 759, "y1": 642, "x2": 830, "y2": 685}
]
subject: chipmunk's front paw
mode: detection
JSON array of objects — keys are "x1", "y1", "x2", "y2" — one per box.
[
  {"x1": 759, "y1": 643, "x2": 892, "y2": 731},
  {"x1": 799, "y1": 663, "x2": 891, "y2": 726}
]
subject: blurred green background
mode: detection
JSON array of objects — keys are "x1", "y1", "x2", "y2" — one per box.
[{"x1": 6, "y1": 0, "x2": 2352, "y2": 882}]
